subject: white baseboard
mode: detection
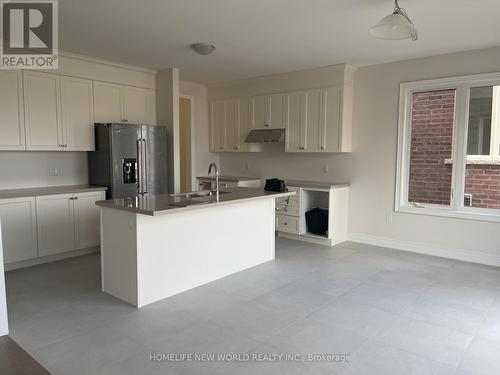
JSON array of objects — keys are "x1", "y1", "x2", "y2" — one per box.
[
  {"x1": 348, "y1": 232, "x2": 500, "y2": 268},
  {"x1": 4, "y1": 247, "x2": 100, "y2": 271}
]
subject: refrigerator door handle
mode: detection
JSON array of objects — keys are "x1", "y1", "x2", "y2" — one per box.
[
  {"x1": 137, "y1": 139, "x2": 144, "y2": 194},
  {"x1": 141, "y1": 139, "x2": 148, "y2": 194}
]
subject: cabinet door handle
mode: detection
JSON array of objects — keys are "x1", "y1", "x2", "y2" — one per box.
[
  {"x1": 264, "y1": 124, "x2": 269, "y2": 127},
  {"x1": 121, "y1": 119, "x2": 128, "y2": 123},
  {"x1": 321, "y1": 146, "x2": 325, "y2": 150},
  {"x1": 233, "y1": 146, "x2": 238, "y2": 150}
]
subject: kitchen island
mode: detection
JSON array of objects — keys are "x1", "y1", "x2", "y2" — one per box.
[{"x1": 96, "y1": 187, "x2": 295, "y2": 307}]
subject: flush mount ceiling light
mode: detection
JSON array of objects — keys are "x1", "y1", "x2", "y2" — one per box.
[
  {"x1": 190, "y1": 43, "x2": 216, "y2": 55},
  {"x1": 370, "y1": 0, "x2": 418, "y2": 41}
]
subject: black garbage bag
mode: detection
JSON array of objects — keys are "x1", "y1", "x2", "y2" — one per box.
[{"x1": 305, "y1": 207, "x2": 328, "y2": 236}]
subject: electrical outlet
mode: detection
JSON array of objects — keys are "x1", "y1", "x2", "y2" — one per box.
[
  {"x1": 385, "y1": 212, "x2": 393, "y2": 225},
  {"x1": 51, "y1": 167, "x2": 58, "y2": 176},
  {"x1": 322, "y1": 164, "x2": 329, "y2": 174},
  {"x1": 245, "y1": 162, "x2": 250, "y2": 171}
]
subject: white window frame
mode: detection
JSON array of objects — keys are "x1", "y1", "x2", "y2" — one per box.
[
  {"x1": 467, "y1": 86, "x2": 500, "y2": 161},
  {"x1": 395, "y1": 72, "x2": 500, "y2": 223}
]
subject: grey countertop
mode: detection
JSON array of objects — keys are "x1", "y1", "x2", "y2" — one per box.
[
  {"x1": 95, "y1": 187, "x2": 295, "y2": 216},
  {"x1": 197, "y1": 175, "x2": 261, "y2": 182},
  {"x1": 0, "y1": 185, "x2": 108, "y2": 199},
  {"x1": 285, "y1": 180, "x2": 349, "y2": 190}
]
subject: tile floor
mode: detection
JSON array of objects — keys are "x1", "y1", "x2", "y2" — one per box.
[{"x1": 4, "y1": 238, "x2": 500, "y2": 375}]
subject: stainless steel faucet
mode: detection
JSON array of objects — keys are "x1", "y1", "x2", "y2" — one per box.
[{"x1": 208, "y1": 162, "x2": 220, "y2": 201}]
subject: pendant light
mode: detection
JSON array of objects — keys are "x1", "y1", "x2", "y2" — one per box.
[
  {"x1": 370, "y1": 0, "x2": 418, "y2": 41},
  {"x1": 190, "y1": 43, "x2": 216, "y2": 55}
]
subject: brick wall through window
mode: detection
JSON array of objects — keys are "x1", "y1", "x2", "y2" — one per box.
[{"x1": 408, "y1": 90, "x2": 455, "y2": 205}]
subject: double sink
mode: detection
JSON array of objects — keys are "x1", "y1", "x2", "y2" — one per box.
[{"x1": 169, "y1": 190, "x2": 230, "y2": 207}]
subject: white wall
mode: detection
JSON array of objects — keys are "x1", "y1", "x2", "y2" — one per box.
[
  {"x1": 210, "y1": 47, "x2": 500, "y2": 265},
  {"x1": 179, "y1": 80, "x2": 219, "y2": 186},
  {"x1": 349, "y1": 46, "x2": 500, "y2": 264},
  {"x1": 0, "y1": 152, "x2": 88, "y2": 189},
  {"x1": 0, "y1": 220, "x2": 9, "y2": 336}
]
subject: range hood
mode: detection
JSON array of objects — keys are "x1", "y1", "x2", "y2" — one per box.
[{"x1": 244, "y1": 128, "x2": 285, "y2": 143}]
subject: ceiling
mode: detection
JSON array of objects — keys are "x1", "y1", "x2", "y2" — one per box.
[{"x1": 59, "y1": 0, "x2": 500, "y2": 84}]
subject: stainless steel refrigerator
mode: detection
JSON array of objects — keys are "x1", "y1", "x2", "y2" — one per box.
[{"x1": 88, "y1": 123, "x2": 168, "y2": 199}]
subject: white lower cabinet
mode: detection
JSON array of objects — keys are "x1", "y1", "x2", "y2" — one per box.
[
  {"x1": 36, "y1": 194, "x2": 76, "y2": 257},
  {"x1": 0, "y1": 197, "x2": 37, "y2": 263},
  {"x1": 74, "y1": 192, "x2": 103, "y2": 249},
  {"x1": 276, "y1": 214, "x2": 299, "y2": 234},
  {"x1": 37, "y1": 191, "x2": 105, "y2": 257},
  {"x1": 0, "y1": 190, "x2": 105, "y2": 265},
  {"x1": 275, "y1": 185, "x2": 349, "y2": 246}
]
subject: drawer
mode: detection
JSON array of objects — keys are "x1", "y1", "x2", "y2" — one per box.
[
  {"x1": 276, "y1": 194, "x2": 299, "y2": 216},
  {"x1": 276, "y1": 202, "x2": 299, "y2": 216},
  {"x1": 219, "y1": 181, "x2": 237, "y2": 188},
  {"x1": 277, "y1": 195, "x2": 299, "y2": 206},
  {"x1": 276, "y1": 214, "x2": 299, "y2": 234}
]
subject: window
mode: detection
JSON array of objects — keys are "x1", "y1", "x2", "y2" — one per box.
[
  {"x1": 408, "y1": 89, "x2": 455, "y2": 207},
  {"x1": 396, "y1": 73, "x2": 500, "y2": 221},
  {"x1": 467, "y1": 86, "x2": 500, "y2": 160}
]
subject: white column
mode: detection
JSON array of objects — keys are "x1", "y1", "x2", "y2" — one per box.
[{"x1": 156, "y1": 68, "x2": 180, "y2": 193}]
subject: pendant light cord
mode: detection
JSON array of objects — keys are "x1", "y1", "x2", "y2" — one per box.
[{"x1": 393, "y1": 0, "x2": 418, "y2": 41}]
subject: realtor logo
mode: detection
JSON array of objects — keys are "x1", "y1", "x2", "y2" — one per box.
[{"x1": 1, "y1": 0, "x2": 58, "y2": 69}]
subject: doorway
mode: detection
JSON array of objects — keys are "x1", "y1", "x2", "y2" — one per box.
[{"x1": 179, "y1": 97, "x2": 192, "y2": 192}]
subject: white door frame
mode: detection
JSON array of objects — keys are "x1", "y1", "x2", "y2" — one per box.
[
  {"x1": 179, "y1": 94, "x2": 196, "y2": 191},
  {"x1": 0, "y1": 219, "x2": 9, "y2": 336}
]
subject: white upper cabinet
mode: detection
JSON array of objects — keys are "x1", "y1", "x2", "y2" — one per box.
[
  {"x1": 303, "y1": 88, "x2": 322, "y2": 152},
  {"x1": 225, "y1": 98, "x2": 239, "y2": 152},
  {"x1": 286, "y1": 89, "x2": 322, "y2": 152},
  {"x1": 93, "y1": 81, "x2": 122, "y2": 123},
  {"x1": 0, "y1": 71, "x2": 25, "y2": 150},
  {"x1": 60, "y1": 76, "x2": 95, "y2": 151},
  {"x1": 250, "y1": 95, "x2": 269, "y2": 129},
  {"x1": 94, "y1": 81, "x2": 155, "y2": 125},
  {"x1": 285, "y1": 86, "x2": 352, "y2": 153},
  {"x1": 0, "y1": 197, "x2": 37, "y2": 264},
  {"x1": 285, "y1": 91, "x2": 304, "y2": 152},
  {"x1": 122, "y1": 86, "x2": 152, "y2": 124},
  {"x1": 23, "y1": 71, "x2": 62, "y2": 150},
  {"x1": 0, "y1": 56, "x2": 156, "y2": 152},
  {"x1": 24, "y1": 72, "x2": 95, "y2": 151},
  {"x1": 237, "y1": 98, "x2": 260, "y2": 152},
  {"x1": 210, "y1": 98, "x2": 261, "y2": 153},
  {"x1": 269, "y1": 93, "x2": 286, "y2": 129},
  {"x1": 250, "y1": 93, "x2": 286, "y2": 129},
  {"x1": 320, "y1": 86, "x2": 341, "y2": 152},
  {"x1": 210, "y1": 100, "x2": 226, "y2": 152}
]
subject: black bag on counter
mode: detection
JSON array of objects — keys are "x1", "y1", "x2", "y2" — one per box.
[
  {"x1": 305, "y1": 207, "x2": 329, "y2": 236},
  {"x1": 264, "y1": 178, "x2": 287, "y2": 192}
]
